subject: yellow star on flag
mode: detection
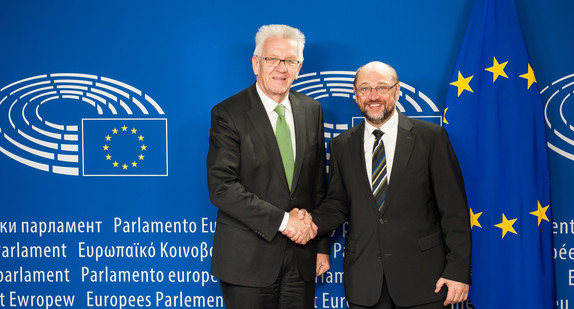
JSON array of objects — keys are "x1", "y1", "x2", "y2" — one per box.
[
  {"x1": 494, "y1": 213, "x2": 518, "y2": 238},
  {"x1": 131, "y1": 161, "x2": 138, "y2": 167},
  {"x1": 450, "y1": 71, "x2": 474, "y2": 97},
  {"x1": 470, "y1": 208, "x2": 482, "y2": 228},
  {"x1": 122, "y1": 164, "x2": 128, "y2": 170},
  {"x1": 122, "y1": 125, "x2": 128, "y2": 131},
  {"x1": 105, "y1": 135, "x2": 111, "y2": 141},
  {"x1": 138, "y1": 135, "x2": 144, "y2": 141},
  {"x1": 112, "y1": 128, "x2": 118, "y2": 134},
  {"x1": 103, "y1": 144, "x2": 109, "y2": 151},
  {"x1": 113, "y1": 161, "x2": 119, "y2": 167},
  {"x1": 443, "y1": 108, "x2": 449, "y2": 125},
  {"x1": 131, "y1": 128, "x2": 137, "y2": 134},
  {"x1": 139, "y1": 154, "x2": 145, "y2": 160},
  {"x1": 530, "y1": 201, "x2": 550, "y2": 226},
  {"x1": 519, "y1": 63, "x2": 537, "y2": 89},
  {"x1": 105, "y1": 154, "x2": 112, "y2": 160},
  {"x1": 141, "y1": 144, "x2": 147, "y2": 151},
  {"x1": 485, "y1": 57, "x2": 508, "y2": 82}
]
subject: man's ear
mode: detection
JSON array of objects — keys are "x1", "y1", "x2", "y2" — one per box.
[{"x1": 252, "y1": 56, "x2": 259, "y2": 76}]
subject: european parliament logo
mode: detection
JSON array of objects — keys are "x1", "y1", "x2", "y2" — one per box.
[
  {"x1": 292, "y1": 70, "x2": 441, "y2": 172},
  {"x1": 0, "y1": 73, "x2": 168, "y2": 176},
  {"x1": 543, "y1": 73, "x2": 574, "y2": 163}
]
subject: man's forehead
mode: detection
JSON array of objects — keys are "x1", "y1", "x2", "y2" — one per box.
[{"x1": 356, "y1": 73, "x2": 394, "y2": 85}]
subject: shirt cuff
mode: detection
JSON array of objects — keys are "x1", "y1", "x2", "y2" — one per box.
[{"x1": 278, "y1": 212, "x2": 289, "y2": 232}]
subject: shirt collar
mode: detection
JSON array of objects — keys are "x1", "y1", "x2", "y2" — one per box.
[
  {"x1": 364, "y1": 109, "x2": 399, "y2": 137},
  {"x1": 256, "y1": 83, "x2": 292, "y2": 116}
]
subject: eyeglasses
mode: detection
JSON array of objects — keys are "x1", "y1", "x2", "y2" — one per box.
[
  {"x1": 258, "y1": 56, "x2": 301, "y2": 68},
  {"x1": 356, "y1": 82, "x2": 399, "y2": 96}
]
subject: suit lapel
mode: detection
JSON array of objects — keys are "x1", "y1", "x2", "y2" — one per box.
[
  {"x1": 291, "y1": 93, "x2": 306, "y2": 192},
  {"x1": 245, "y1": 85, "x2": 289, "y2": 189},
  {"x1": 351, "y1": 122, "x2": 388, "y2": 216},
  {"x1": 350, "y1": 123, "x2": 374, "y2": 200},
  {"x1": 382, "y1": 112, "x2": 415, "y2": 216}
]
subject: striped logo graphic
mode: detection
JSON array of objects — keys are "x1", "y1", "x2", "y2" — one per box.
[
  {"x1": 0, "y1": 73, "x2": 168, "y2": 176},
  {"x1": 543, "y1": 73, "x2": 574, "y2": 163}
]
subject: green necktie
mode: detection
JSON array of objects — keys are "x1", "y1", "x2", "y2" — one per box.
[{"x1": 274, "y1": 104, "x2": 294, "y2": 190}]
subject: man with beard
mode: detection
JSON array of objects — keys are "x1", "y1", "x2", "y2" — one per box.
[{"x1": 286, "y1": 61, "x2": 471, "y2": 309}]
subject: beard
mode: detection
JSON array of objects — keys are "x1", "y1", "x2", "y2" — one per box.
[{"x1": 361, "y1": 100, "x2": 395, "y2": 125}]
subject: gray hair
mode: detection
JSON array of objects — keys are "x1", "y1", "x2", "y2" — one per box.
[{"x1": 253, "y1": 24, "x2": 305, "y2": 61}]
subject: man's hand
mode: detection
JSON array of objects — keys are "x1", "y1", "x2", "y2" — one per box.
[
  {"x1": 316, "y1": 253, "x2": 330, "y2": 276},
  {"x1": 435, "y1": 277, "x2": 469, "y2": 306},
  {"x1": 282, "y1": 208, "x2": 317, "y2": 244}
]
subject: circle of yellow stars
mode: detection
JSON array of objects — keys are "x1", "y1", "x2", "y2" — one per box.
[
  {"x1": 102, "y1": 125, "x2": 147, "y2": 170},
  {"x1": 470, "y1": 200, "x2": 550, "y2": 239},
  {"x1": 444, "y1": 57, "x2": 548, "y2": 238},
  {"x1": 444, "y1": 57, "x2": 537, "y2": 124}
]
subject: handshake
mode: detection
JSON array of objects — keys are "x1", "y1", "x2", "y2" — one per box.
[{"x1": 282, "y1": 208, "x2": 317, "y2": 245}]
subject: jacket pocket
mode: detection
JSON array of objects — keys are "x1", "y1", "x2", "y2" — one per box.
[
  {"x1": 345, "y1": 238, "x2": 356, "y2": 253},
  {"x1": 418, "y1": 231, "x2": 444, "y2": 251}
]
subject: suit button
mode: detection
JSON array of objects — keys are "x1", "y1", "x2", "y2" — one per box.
[
  {"x1": 378, "y1": 254, "x2": 382, "y2": 260},
  {"x1": 379, "y1": 218, "x2": 384, "y2": 224}
]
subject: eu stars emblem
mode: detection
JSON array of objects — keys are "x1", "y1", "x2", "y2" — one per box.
[{"x1": 82, "y1": 118, "x2": 168, "y2": 176}]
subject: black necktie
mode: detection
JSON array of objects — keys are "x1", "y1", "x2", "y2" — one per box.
[{"x1": 372, "y1": 130, "x2": 387, "y2": 212}]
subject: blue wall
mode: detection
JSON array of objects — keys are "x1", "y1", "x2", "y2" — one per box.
[{"x1": 0, "y1": 1, "x2": 573, "y2": 308}]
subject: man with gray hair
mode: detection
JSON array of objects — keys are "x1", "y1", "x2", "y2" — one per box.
[{"x1": 207, "y1": 24, "x2": 329, "y2": 309}]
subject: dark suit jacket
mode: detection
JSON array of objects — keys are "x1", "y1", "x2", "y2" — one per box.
[
  {"x1": 313, "y1": 112, "x2": 471, "y2": 307},
  {"x1": 207, "y1": 83, "x2": 328, "y2": 287}
]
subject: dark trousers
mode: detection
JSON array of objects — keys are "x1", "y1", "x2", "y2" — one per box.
[
  {"x1": 349, "y1": 275, "x2": 448, "y2": 309},
  {"x1": 220, "y1": 243, "x2": 315, "y2": 309}
]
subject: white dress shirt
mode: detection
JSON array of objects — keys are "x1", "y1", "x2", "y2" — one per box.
[
  {"x1": 255, "y1": 84, "x2": 296, "y2": 232},
  {"x1": 256, "y1": 84, "x2": 297, "y2": 161},
  {"x1": 363, "y1": 110, "x2": 399, "y2": 188}
]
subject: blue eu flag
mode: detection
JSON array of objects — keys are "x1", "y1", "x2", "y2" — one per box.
[
  {"x1": 444, "y1": 0, "x2": 555, "y2": 307},
  {"x1": 82, "y1": 118, "x2": 168, "y2": 176}
]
